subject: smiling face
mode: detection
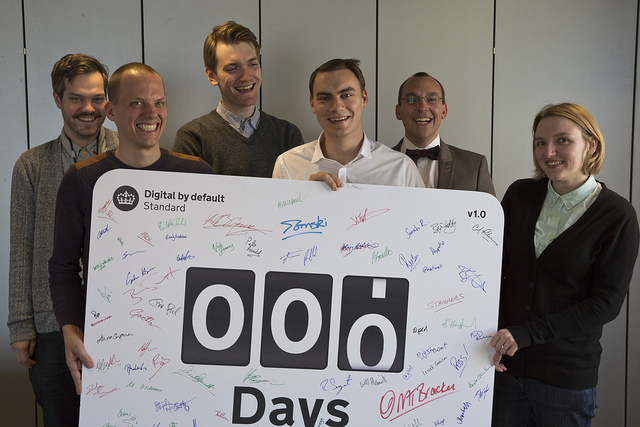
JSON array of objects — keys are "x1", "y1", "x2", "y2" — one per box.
[
  {"x1": 534, "y1": 116, "x2": 597, "y2": 194},
  {"x1": 395, "y1": 75, "x2": 447, "y2": 148},
  {"x1": 53, "y1": 71, "x2": 107, "y2": 147},
  {"x1": 206, "y1": 41, "x2": 261, "y2": 118},
  {"x1": 310, "y1": 68, "x2": 368, "y2": 145},
  {"x1": 106, "y1": 71, "x2": 166, "y2": 152}
]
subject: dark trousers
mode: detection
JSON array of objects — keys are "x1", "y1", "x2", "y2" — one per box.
[
  {"x1": 28, "y1": 332, "x2": 80, "y2": 427},
  {"x1": 492, "y1": 371, "x2": 597, "y2": 427}
]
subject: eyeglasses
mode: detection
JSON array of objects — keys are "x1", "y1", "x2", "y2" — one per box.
[{"x1": 401, "y1": 95, "x2": 442, "y2": 105}]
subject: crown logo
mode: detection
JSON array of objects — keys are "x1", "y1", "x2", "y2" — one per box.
[{"x1": 116, "y1": 191, "x2": 136, "y2": 205}]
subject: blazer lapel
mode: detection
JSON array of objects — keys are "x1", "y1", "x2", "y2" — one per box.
[{"x1": 437, "y1": 140, "x2": 454, "y2": 189}]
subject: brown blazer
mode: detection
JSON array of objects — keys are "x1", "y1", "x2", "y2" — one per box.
[{"x1": 393, "y1": 138, "x2": 496, "y2": 196}]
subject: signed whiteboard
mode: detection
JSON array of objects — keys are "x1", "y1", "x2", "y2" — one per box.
[{"x1": 82, "y1": 170, "x2": 503, "y2": 426}]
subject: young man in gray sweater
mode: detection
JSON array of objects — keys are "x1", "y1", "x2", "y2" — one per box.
[{"x1": 173, "y1": 21, "x2": 303, "y2": 177}]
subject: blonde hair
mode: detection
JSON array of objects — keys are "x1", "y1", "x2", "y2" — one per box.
[{"x1": 532, "y1": 102, "x2": 605, "y2": 180}]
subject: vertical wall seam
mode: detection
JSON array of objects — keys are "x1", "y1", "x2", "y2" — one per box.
[
  {"x1": 490, "y1": 0, "x2": 497, "y2": 177},
  {"x1": 259, "y1": 0, "x2": 263, "y2": 112},
  {"x1": 141, "y1": 0, "x2": 146, "y2": 63},
  {"x1": 21, "y1": 0, "x2": 37, "y2": 419},
  {"x1": 22, "y1": 0, "x2": 30, "y2": 151},
  {"x1": 624, "y1": 3, "x2": 640, "y2": 425},
  {"x1": 631, "y1": 0, "x2": 639, "y2": 206},
  {"x1": 375, "y1": 0, "x2": 379, "y2": 141}
]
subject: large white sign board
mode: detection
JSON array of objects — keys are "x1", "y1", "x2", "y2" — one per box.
[{"x1": 82, "y1": 170, "x2": 503, "y2": 426}]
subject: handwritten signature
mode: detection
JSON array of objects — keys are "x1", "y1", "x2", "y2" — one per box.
[
  {"x1": 339, "y1": 242, "x2": 379, "y2": 256},
  {"x1": 203, "y1": 213, "x2": 271, "y2": 237},
  {"x1": 97, "y1": 224, "x2": 111, "y2": 239},
  {"x1": 450, "y1": 344, "x2": 469, "y2": 378},
  {"x1": 155, "y1": 266, "x2": 181, "y2": 285},
  {"x1": 458, "y1": 265, "x2": 487, "y2": 293},
  {"x1": 431, "y1": 218, "x2": 457, "y2": 234},
  {"x1": 472, "y1": 224, "x2": 498, "y2": 246},
  {"x1": 280, "y1": 250, "x2": 302, "y2": 264},
  {"x1": 304, "y1": 246, "x2": 317, "y2": 265},
  {"x1": 97, "y1": 199, "x2": 116, "y2": 223},
  {"x1": 281, "y1": 216, "x2": 327, "y2": 240},
  {"x1": 138, "y1": 339, "x2": 158, "y2": 358},
  {"x1": 346, "y1": 208, "x2": 389, "y2": 231},
  {"x1": 399, "y1": 253, "x2": 420, "y2": 272},
  {"x1": 149, "y1": 353, "x2": 170, "y2": 380},
  {"x1": 243, "y1": 368, "x2": 284, "y2": 386},
  {"x1": 85, "y1": 382, "x2": 119, "y2": 399},
  {"x1": 154, "y1": 397, "x2": 196, "y2": 413},
  {"x1": 173, "y1": 366, "x2": 216, "y2": 395},
  {"x1": 320, "y1": 375, "x2": 352, "y2": 395}
]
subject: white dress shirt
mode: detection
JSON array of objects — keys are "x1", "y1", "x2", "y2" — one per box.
[{"x1": 273, "y1": 132, "x2": 424, "y2": 188}]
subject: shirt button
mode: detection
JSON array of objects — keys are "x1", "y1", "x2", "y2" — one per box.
[
  {"x1": 525, "y1": 305, "x2": 530, "y2": 311},
  {"x1": 529, "y1": 283, "x2": 534, "y2": 288}
]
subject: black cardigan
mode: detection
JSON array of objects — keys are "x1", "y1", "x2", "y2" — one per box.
[{"x1": 499, "y1": 178, "x2": 639, "y2": 389}]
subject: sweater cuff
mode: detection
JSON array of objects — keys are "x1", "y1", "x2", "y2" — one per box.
[
  {"x1": 8, "y1": 319, "x2": 37, "y2": 344},
  {"x1": 508, "y1": 324, "x2": 532, "y2": 349}
]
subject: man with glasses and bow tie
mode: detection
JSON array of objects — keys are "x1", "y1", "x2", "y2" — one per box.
[{"x1": 393, "y1": 72, "x2": 495, "y2": 195}]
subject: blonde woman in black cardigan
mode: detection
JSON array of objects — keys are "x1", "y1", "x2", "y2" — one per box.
[{"x1": 491, "y1": 103, "x2": 639, "y2": 427}]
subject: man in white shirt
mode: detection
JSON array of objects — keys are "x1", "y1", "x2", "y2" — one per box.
[
  {"x1": 394, "y1": 72, "x2": 495, "y2": 195},
  {"x1": 273, "y1": 58, "x2": 423, "y2": 190}
]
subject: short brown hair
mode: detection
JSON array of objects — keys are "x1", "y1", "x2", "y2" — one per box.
[
  {"x1": 203, "y1": 21, "x2": 261, "y2": 72},
  {"x1": 309, "y1": 58, "x2": 366, "y2": 95},
  {"x1": 397, "y1": 72, "x2": 446, "y2": 105},
  {"x1": 51, "y1": 53, "x2": 109, "y2": 98},
  {"x1": 532, "y1": 102, "x2": 605, "y2": 179},
  {"x1": 107, "y1": 62, "x2": 164, "y2": 104}
]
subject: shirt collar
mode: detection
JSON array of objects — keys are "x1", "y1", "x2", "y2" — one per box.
[
  {"x1": 546, "y1": 175, "x2": 597, "y2": 209},
  {"x1": 401, "y1": 134, "x2": 440, "y2": 154},
  {"x1": 216, "y1": 101, "x2": 260, "y2": 134},
  {"x1": 60, "y1": 128, "x2": 100, "y2": 158},
  {"x1": 311, "y1": 132, "x2": 373, "y2": 164}
]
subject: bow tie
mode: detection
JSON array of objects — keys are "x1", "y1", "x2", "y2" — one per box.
[{"x1": 406, "y1": 146, "x2": 440, "y2": 162}]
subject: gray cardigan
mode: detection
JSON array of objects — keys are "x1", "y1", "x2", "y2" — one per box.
[{"x1": 7, "y1": 127, "x2": 118, "y2": 343}]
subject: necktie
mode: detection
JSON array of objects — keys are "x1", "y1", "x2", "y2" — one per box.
[{"x1": 406, "y1": 146, "x2": 440, "y2": 163}]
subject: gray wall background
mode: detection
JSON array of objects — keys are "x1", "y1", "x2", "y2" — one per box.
[{"x1": 1, "y1": 0, "x2": 638, "y2": 425}]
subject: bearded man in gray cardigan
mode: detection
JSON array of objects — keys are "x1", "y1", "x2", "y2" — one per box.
[{"x1": 7, "y1": 53, "x2": 118, "y2": 427}]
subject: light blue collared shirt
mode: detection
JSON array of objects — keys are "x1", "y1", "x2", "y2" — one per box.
[
  {"x1": 534, "y1": 175, "x2": 601, "y2": 257},
  {"x1": 216, "y1": 101, "x2": 260, "y2": 138}
]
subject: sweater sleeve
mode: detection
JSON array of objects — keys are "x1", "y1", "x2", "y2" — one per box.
[
  {"x1": 7, "y1": 155, "x2": 37, "y2": 343},
  {"x1": 173, "y1": 125, "x2": 205, "y2": 160},
  {"x1": 48, "y1": 166, "x2": 87, "y2": 328},
  {"x1": 286, "y1": 123, "x2": 304, "y2": 150}
]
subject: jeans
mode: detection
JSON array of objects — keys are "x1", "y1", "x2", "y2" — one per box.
[
  {"x1": 28, "y1": 332, "x2": 80, "y2": 427},
  {"x1": 492, "y1": 371, "x2": 597, "y2": 427}
]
